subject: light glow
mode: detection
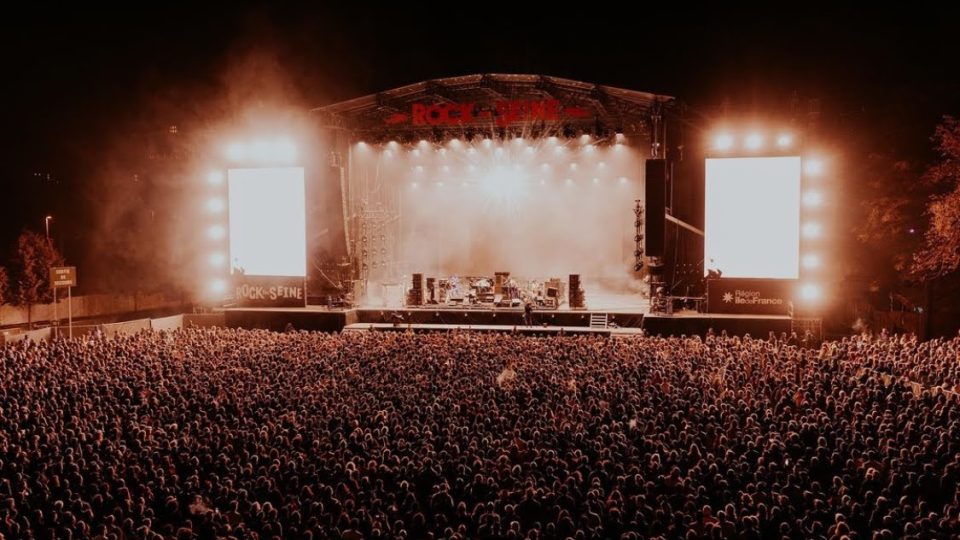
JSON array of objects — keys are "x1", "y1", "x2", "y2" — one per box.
[
  {"x1": 802, "y1": 253, "x2": 821, "y2": 269},
  {"x1": 804, "y1": 159, "x2": 824, "y2": 175},
  {"x1": 802, "y1": 190, "x2": 823, "y2": 207},
  {"x1": 206, "y1": 197, "x2": 225, "y2": 213},
  {"x1": 713, "y1": 133, "x2": 734, "y2": 151},
  {"x1": 800, "y1": 283, "x2": 822, "y2": 302},
  {"x1": 210, "y1": 279, "x2": 227, "y2": 295},
  {"x1": 802, "y1": 222, "x2": 822, "y2": 238},
  {"x1": 206, "y1": 170, "x2": 224, "y2": 185},
  {"x1": 207, "y1": 225, "x2": 225, "y2": 240}
]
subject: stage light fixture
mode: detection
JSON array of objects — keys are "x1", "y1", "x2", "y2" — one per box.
[
  {"x1": 482, "y1": 138, "x2": 492, "y2": 148},
  {"x1": 615, "y1": 133, "x2": 626, "y2": 142},
  {"x1": 570, "y1": 163, "x2": 578, "y2": 170},
  {"x1": 619, "y1": 177, "x2": 628, "y2": 184},
  {"x1": 206, "y1": 197, "x2": 225, "y2": 213},
  {"x1": 547, "y1": 136, "x2": 558, "y2": 144},
  {"x1": 207, "y1": 225, "x2": 225, "y2": 240},
  {"x1": 802, "y1": 222, "x2": 822, "y2": 238},
  {"x1": 713, "y1": 133, "x2": 734, "y2": 151},
  {"x1": 802, "y1": 253, "x2": 821, "y2": 269},
  {"x1": 804, "y1": 159, "x2": 824, "y2": 175},
  {"x1": 580, "y1": 134, "x2": 591, "y2": 144},
  {"x1": 803, "y1": 190, "x2": 823, "y2": 207},
  {"x1": 415, "y1": 165, "x2": 424, "y2": 173},
  {"x1": 777, "y1": 134, "x2": 793, "y2": 148},
  {"x1": 206, "y1": 171, "x2": 224, "y2": 185},
  {"x1": 745, "y1": 133, "x2": 764, "y2": 150},
  {"x1": 209, "y1": 252, "x2": 226, "y2": 267},
  {"x1": 356, "y1": 141, "x2": 367, "y2": 149},
  {"x1": 210, "y1": 279, "x2": 227, "y2": 295},
  {"x1": 800, "y1": 283, "x2": 822, "y2": 302},
  {"x1": 225, "y1": 142, "x2": 245, "y2": 161},
  {"x1": 419, "y1": 139, "x2": 429, "y2": 147}
]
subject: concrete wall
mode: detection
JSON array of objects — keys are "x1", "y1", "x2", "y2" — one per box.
[{"x1": 0, "y1": 292, "x2": 183, "y2": 327}]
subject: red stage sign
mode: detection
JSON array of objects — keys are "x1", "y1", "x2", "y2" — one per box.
[{"x1": 386, "y1": 99, "x2": 590, "y2": 127}]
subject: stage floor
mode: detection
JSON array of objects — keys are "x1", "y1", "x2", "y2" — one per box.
[
  {"x1": 343, "y1": 322, "x2": 646, "y2": 336},
  {"x1": 222, "y1": 302, "x2": 801, "y2": 338}
]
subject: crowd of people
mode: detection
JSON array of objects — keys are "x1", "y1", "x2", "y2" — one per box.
[{"x1": 0, "y1": 328, "x2": 959, "y2": 539}]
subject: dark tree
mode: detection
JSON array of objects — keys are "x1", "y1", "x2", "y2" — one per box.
[
  {"x1": 0, "y1": 265, "x2": 8, "y2": 305},
  {"x1": 9, "y1": 230, "x2": 65, "y2": 327},
  {"x1": 914, "y1": 116, "x2": 960, "y2": 277}
]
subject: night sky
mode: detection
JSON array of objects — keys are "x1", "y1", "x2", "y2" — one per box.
[{"x1": 1, "y1": 5, "x2": 957, "y2": 290}]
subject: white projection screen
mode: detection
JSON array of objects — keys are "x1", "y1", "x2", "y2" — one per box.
[
  {"x1": 228, "y1": 167, "x2": 306, "y2": 277},
  {"x1": 704, "y1": 156, "x2": 801, "y2": 279}
]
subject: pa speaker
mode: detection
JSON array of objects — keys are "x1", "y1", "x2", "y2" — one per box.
[{"x1": 645, "y1": 159, "x2": 667, "y2": 258}]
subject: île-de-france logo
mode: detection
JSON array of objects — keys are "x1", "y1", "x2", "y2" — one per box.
[
  {"x1": 385, "y1": 99, "x2": 591, "y2": 127},
  {"x1": 722, "y1": 292, "x2": 734, "y2": 303}
]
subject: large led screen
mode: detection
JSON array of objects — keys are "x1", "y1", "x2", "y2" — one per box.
[
  {"x1": 704, "y1": 157, "x2": 801, "y2": 279},
  {"x1": 228, "y1": 167, "x2": 306, "y2": 277}
]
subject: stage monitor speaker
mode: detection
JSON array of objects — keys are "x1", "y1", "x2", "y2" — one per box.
[
  {"x1": 494, "y1": 271, "x2": 509, "y2": 295},
  {"x1": 645, "y1": 159, "x2": 667, "y2": 258}
]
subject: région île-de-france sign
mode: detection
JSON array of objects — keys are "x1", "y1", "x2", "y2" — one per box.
[{"x1": 386, "y1": 99, "x2": 591, "y2": 127}]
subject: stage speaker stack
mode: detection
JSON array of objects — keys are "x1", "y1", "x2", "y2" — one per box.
[
  {"x1": 494, "y1": 272, "x2": 510, "y2": 295},
  {"x1": 409, "y1": 273, "x2": 424, "y2": 306},
  {"x1": 568, "y1": 274, "x2": 584, "y2": 309},
  {"x1": 426, "y1": 277, "x2": 436, "y2": 304},
  {"x1": 644, "y1": 159, "x2": 667, "y2": 258}
]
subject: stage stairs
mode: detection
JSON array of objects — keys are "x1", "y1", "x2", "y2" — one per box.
[{"x1": 589, "y1": 313, "x2": 608, "y2": 329}]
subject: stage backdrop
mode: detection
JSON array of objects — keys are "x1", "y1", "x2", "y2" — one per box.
[{"x1": 706, "y1": 278, "x2": 795, "y2": 316}]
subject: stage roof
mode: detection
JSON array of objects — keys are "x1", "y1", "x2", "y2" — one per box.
[{"x1": 312, "y1": 74, "x2": 675, "y2": 136}]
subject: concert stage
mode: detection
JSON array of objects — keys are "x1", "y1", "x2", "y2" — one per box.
[{"x1": 223, "y1": 305, "x2": 799, "y2": 338}]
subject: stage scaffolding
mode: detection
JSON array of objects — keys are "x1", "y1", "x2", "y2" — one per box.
[{"x1": 346, "y1": 144, "x2": 402, "y2": 302}]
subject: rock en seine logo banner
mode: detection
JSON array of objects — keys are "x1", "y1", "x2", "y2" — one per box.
[{"x1": 385, "y1": 99, "x2": 591, "y2": 127}]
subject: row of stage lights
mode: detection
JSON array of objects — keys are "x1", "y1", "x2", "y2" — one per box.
[
  {"x1": 356, "y1": 133, "x2": 629, "y2": 155},
  {"x1": 712, "y1": 131, "x2": 795, "y2": 153},
  {"x1": 204, "y1": 170, "x2": 228, "y2": 297},
  {"x1": 356, "y1": 134, "x2": 635, "y2": 190},
  {"x1": 799, "y1": 155, "x2": 826, "y2": 304}
]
